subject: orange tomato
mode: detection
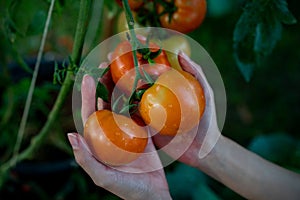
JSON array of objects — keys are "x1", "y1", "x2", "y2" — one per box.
[
  {"x1": 139, "y1": 69, "x2": 205, "y2": 135},
  {"x1": 157, "y1": 0, "x2": 207, "y2": 33},
  {"x1": 84, "y1": 110, "x2": 148, "y2": 166}
]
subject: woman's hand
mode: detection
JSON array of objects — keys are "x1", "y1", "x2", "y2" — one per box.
[
  {"x1": 67, "y1": 63, "x2": 171, "y2": 200},
  {"x1": 153, "y1": 52, "x2": 221, "y2": 168}
]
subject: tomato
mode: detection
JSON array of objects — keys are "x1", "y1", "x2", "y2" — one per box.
[
  {"x1": 161, "y1": 35, "x2": 191, "y2": 71},
  {"x1": 115, "y1": 0, "x2": 144, "y2": 10},
  {"x1": 139, "y1": 69, "x2": 205, "y2": 136},
  {"x1": 84, "y1": 110, "x2": 148, "y2": 166},
  {"x1": 110, "y1": 40, "x2": 171, "y2": 95},
  {"x1": 157, "y1": 0, "x2": 207, "y2": 33}
]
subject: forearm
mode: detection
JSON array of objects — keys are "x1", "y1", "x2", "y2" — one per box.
[{"x1": 198, "y1": 135, "x2": 300, "y2": 200}]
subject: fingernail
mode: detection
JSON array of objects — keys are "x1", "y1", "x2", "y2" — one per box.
[
  {"x1": 83, "y1": 75, "x2": 93, "y2": 86},
  {"x1": 99, "y1": 62, "x2": 108, "y2": 69},
  {"x1": 68, "y1": 133, "x2": 79, "y2": 150},
  {"x1": 78, "y1": 135, "x2": 93, "y2": 154}
]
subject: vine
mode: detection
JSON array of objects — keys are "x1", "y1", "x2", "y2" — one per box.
[{"x1": 0, "y1": 0, "x2": 93, "y2": 187}]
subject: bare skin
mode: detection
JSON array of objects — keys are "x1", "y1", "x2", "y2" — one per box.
[{"x1": 68, "y1": 52, "x2": 300, "y2": 200}]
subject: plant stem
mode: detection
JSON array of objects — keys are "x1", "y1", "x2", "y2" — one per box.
[
  {"x1": 11, "y1": 0, "x2": 56, "y2": 168},
  {"x1": 0, "y1": 0, "x2": 92, "y2": 187},
  {"x1": 122, "y1": 0, "x2": 143, "y2": 95}
]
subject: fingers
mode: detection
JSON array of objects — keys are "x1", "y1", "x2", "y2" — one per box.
[
  {"x1": 178, "y1": 51, "x2": 215, "y2": 101},
  {"x1": 67, "y1": 133, "x2": 110, "y2": 187},
  {"x1": 81, "y1": 75, "x2": 96, "y2": 124}
]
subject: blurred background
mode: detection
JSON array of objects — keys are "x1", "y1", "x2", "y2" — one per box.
[{"x1": 0, "y1": 0, "x2": 299, "y2": 199}]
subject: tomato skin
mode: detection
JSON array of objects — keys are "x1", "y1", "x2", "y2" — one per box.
[
  {"x1": 110, "y1": 40, "x2": 171, "y2": 95},
  {"x1": 161, "y1": 35, "x2": 191, "y2": 71},
  {"x1": 115, "y1": 0, "x2": 144, "y2": 10},
  {"x1": 157, "y1": 0, "x2": 207, "y2": 33},
  {"x1": 84, "y1": 110, "x2": 148, "y2": 166},
  {"x1": 139, "y1": 69, "x2": 205, "y2": 136}
]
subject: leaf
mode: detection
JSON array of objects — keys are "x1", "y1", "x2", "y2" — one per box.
[
  {"x1": 166, "y1": 163, "x2": 220, "y2": 200},
  {"x1": 273, "y1": 0, "x2": 297, "y2": 25},
  {"x1": 233, "y1": 0, "x2": 296, "y2": 81},
  {"x1": 27, "y1": 10, "x2": 47, "y2": 35},
  {"x1": 96, "y1": 82, "x2": 109, "y2": 103},
  {"x1": 8, "y1": 0, "x2": 47, "y2": 36},
  {"x1": 192, "y1": 183, "x2": 221, "y2": 200},
  {"x1": 53, "y1": 61, "x2": 66, "y2": 85},
  {"x1": 248, "y1": 132, "x2": 297, "y2": 166},
  {"x1": 254, "y1": 8, "x2": 282, "y2": 63},
  {"x1": 233, "y1": 2, "x2": 259, "y2": 81}
]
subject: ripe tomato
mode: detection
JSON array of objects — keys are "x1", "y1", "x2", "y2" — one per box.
[
  {"x1": 115, "y1": 0, "x2": 144, "y2": 10},
  {"x1": 139, "y1": 69, "x2": 205, "y2": 136},
  {"x1": 110, "y1": 40, "x2": 171, "y2": 95},
  {"x1": 84, "y1": 110, "x2": 148, "y2": 166},
  {"x1": 157, "y1": 0, "x2": 207, "y2": 33},
  {"x1": 161, "y1": 35, "x2": 191, "y2": 71}
]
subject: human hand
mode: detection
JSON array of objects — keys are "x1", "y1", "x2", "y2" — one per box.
[
  {"x1": 153, "y1": 52, "x2": 221, "y2": 168},
  {"x1": 67, "y1": 63, "x2": 171, "y2": 200}
]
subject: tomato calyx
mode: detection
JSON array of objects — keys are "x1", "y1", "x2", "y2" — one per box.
[
  {"x1": 138, "y1": 47, "x2": 163, "y2": 63},
  {"x1": 156, "y1": 0, "x2": 177, "y2": 23},
  {"x1": 112, "y1": 83, "x2": 153, "y2": 116}
]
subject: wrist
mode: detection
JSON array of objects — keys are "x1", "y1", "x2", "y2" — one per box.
[
  {"x1": 146, "y1": 190, "x2": 172, "y2": 200},
  {"x1": 196, "y1": 133, "x2": 224, "y2": 174}
]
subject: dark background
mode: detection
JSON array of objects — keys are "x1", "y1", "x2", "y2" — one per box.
[{"x1": 0, "y1": 0, "x2": 299, "y2": 199}]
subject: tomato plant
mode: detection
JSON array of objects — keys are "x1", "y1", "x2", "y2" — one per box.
[
  {"x1": 139, "y1": 69, "x2": 205, "y2": 136},
  {"x1": 116, "y1": 11, "x2": 149, "y2": 37},
  {"x1": 157, "y1": 0, "x2": 207, "y2": 33},
  {"x1": 110, "y1": 40, "x2": 171, "y2": 95},
  {"x1": 84, "y1": 110, "x2": 148, "y2": 166}
]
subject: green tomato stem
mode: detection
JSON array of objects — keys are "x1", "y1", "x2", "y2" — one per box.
[{"x1": 122, "y1": 0, "x2": 143, "y2": 95}]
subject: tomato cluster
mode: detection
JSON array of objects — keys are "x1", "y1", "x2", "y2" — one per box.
[
  {"x1": 84, "y1": 38, "x2": 205, "y2": 166},
  {"x1": 110, "y1": 40, "x2": 171, "y2": 95},
  {"x1": 116, "y1": 0, "x2": 207, "y2": 33}
]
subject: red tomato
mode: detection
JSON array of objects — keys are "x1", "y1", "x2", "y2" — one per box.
[
  {"x1": 115, "y1": 0, "x2": 144, "y2": 10},
  {"x1": 157, "y1": 0, "x2": 207, "y2": 33},
  {"x1": 110, "y1": 40, "x2": 171, "y2": 95},
  {"x1": 84, "y1": 110, "x2": 148, "y2": 166},
  {"x1": 139, "y1": 69, "x2": 205, "y2": 136}
]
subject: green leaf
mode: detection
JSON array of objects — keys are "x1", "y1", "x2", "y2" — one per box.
[
  {"x1": 8, "y1": 0, "x2": 47, "y2": 36},
  {"x1": 273, "y1": 0, "x2": 297, "y2": 25},
  {"x1": 233, "y1": 2, "x2": 259, "y2": 81},
  {"x1": 96, "y1": 82, "x2": 109, "y2": 103},
  {"x1": 248, "y1": 132, "x2": 297, "y2": 166},
  {"x1": 27, "y1": 10, "x2": 47, "y2": 35},
  {"x1": 233, "y1": 0, "x2": 296, "y2": 81},
  {"x1": 166, "y1": 163, "x2": 220, "y2": 200},
  {"x1": 192, "y1": 183, "x2": 221, "y2": 200},
  {"x1": 254, "y1": 9, "x2": 282, "y2": 63}
]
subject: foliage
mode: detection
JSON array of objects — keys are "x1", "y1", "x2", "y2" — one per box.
[
  {"x1": 167, "y1": 163, "x2": 221, "y2": 200},
  {"x1": 0, "y1": 0, "x2": 299, "y2": 199},
  {"x1": 233, "y1": 0, "x2": 296, "y2": 81}
]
